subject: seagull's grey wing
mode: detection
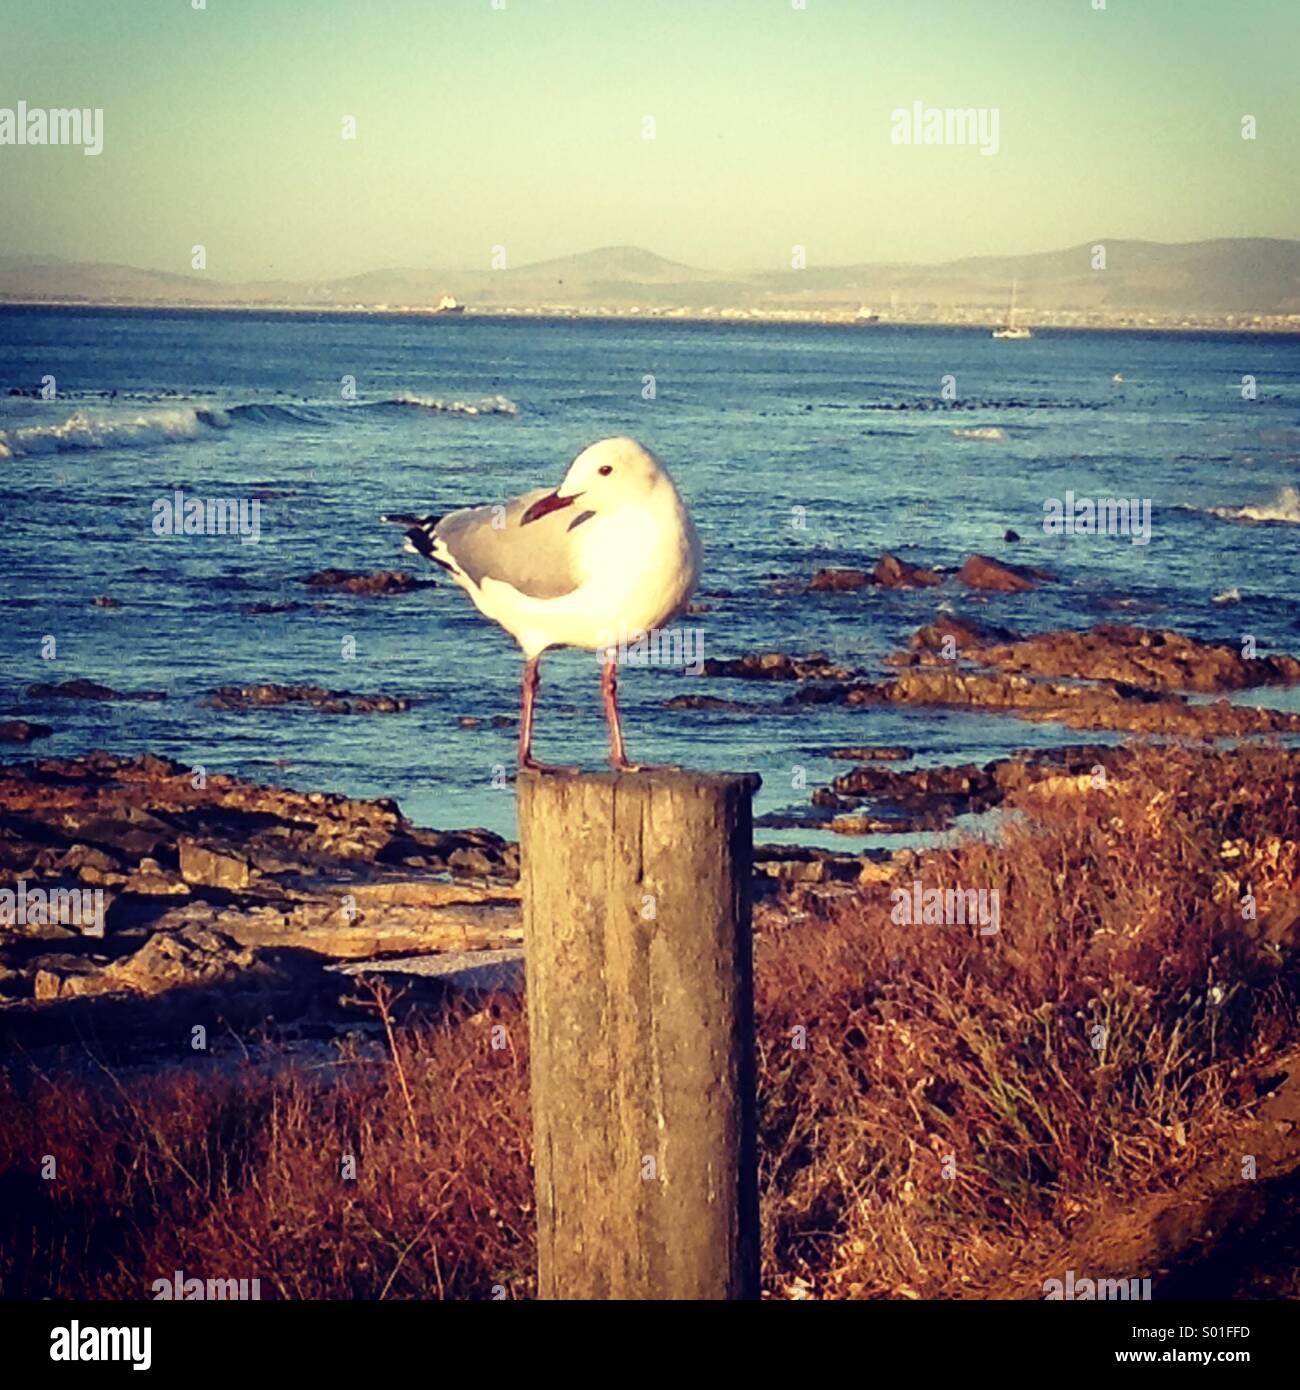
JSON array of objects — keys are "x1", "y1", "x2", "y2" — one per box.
[{"x1": 434, "y1": 489, "x2": 582, "y2": 599}]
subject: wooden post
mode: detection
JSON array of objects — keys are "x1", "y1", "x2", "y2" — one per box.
[{"x1": 518, "y1": 769, "x2": 761, "y2": 1300}]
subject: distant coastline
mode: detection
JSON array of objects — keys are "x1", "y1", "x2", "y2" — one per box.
[
  {"x1": 3, "y1": 298, "x2": 1299, "y2": 335},
  {"x1": 3, "y1": 238, "x2": 1298, "y2": 334}
]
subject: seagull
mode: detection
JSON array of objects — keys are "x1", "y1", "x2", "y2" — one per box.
[{"x1": 384, "y1": 436, "x2": 701, "y2": 772}]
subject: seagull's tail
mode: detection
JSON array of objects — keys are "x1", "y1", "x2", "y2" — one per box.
[{"x1": 381, "y1": 512, "x2": 452, "y2": 570}]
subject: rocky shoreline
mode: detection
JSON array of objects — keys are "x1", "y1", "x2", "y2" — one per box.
[
  {"x1": 694, "y1": 612, "x2": 1300, "y2": 739},
  {"x1": 4, "y1": 611, "x2": 1298, "y2": 1057},
  {"x1": 0, "y1": 749, "x2": 886, "y2": 1054}
]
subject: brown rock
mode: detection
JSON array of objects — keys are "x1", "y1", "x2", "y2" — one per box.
[
  {"x1": 26, "y1": 679, "x2": 165, "y2": 702},
  {"x1": 204, "y1": 684, "x2": 410, "y2": 714},
  {"x1": 975, "y1": 624, "x2": 1300, "y2": 694},
  {"x1": 827, "y1": 746, "x2": 913, "y2": 762},
  {"x1": 303, "y1": 569, "x2": 431, "y2": 595},
  {"x1": 873, "y1": 553, "x2": 942, "y2": 589},
  {"x1": 909, "y1": 613, "x2": 1019, "y2": 655},
  {"x1": 0, "y1": 720, "x2": 52, "y2": 743},
  {"x1": 702, "y1": 652, "x2": 857, "y2": 681},
  {"x1": 179, "y1": 838, "x2": 253, "y2": 891},
  {"x1": 809, "y1": 568, "x2": 871, "y2": 592},
  {"x1": 956, "y1": 554, "x2": 1048, "y2": 592},
  {"x1": 33, "y1": 954, "x2": 105, "y2": 1000},
  {"x1": 36, "y1": 926, "x2": 272, "y2": 999},
  {"x1": 664, "y1": 695, "x2": 759, "y2": 712}
]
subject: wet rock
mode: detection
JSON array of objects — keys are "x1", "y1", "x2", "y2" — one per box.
[
  {"x1": 702, "y1": 652, "x2": 858, "y2": 681},
  {"x1": 973, "y1": 624, "x2": 1300, "y2": 694},
  {"x1": 827, "y1": 746, "x2": 912, "y2": 762},
  {"x1": 27, "y1": 679, "x2": 165, "y2": 702},
  {"x1": 872, "y1": 668, "x2": 1300, "y2": 737},
  {"x1": 808, "y1": 556, "x2": 942, "y2": 591},
  {"x1": 907, "y1": 613, "x2": 1019, "y2": 655},
  {"x1": 956, "y1": 553, "x2": 1049, "y2": 592},
  {"x1": 303, "y1": 568, "x2": 432, "y2": 595},
  {"x1": 204, "y1": 684, "x2": 410, "y2": 714},
  {"x1": 663, "y1": 694, "x2": 761, "y2": 713},
  {"x1": 241, "y1": 600, "x2": 304, "y2": 616},
  {"x1": 873, "y1": 553, "x2": 942, "y2": 589},
  {"x1": 808, "y1": 568, "x2": 872, "y2": 592},
  {"x1": 831, "y1": 760, "x2": 1001, "y2": 830},
  {"x1": 0, "y1": 721, "x2": 52, "y2": 743}
]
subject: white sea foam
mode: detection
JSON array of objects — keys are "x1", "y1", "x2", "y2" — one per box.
[
  {"x1": 381, "y1": 394, "x2": 518, "y2": 416},
  {"x1": 1190, "y1": 485, "x2": 1300, "y2": 525},
  {"x1": 0, "y1": 407, "x2": 207, "y2": 458},
  {"x1": 951, "y1": 426, "x2": 1005, "y2": 441}
]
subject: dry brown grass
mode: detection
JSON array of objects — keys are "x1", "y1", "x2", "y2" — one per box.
[
  {"x1": 2, "y1": 742, "x2": 1297, "y2": 1299},
  {"x1": 0, "y1": 989, "x2": 534, "y2": 1300},
  {"x1": 757, "y1": 741, "x2": 1300, "y2": 1296}
]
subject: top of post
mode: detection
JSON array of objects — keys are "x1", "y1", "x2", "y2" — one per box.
[{"x1": 517, "y1": 768, "x2": 761, "y2": 796}]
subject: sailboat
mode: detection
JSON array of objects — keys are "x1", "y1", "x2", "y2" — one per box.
[{"x1": 991, "y1": 279, "x2": 1032, "y2": 339}]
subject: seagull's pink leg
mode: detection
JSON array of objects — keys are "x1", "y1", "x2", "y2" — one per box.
[
  {"x1": 602, "y1": 651, "x2": 633, "y2": 770},
  {"x1": 519, "y1": 656, "x2": 579, "y2": 774},
  {"x1": 603, "y1": 651, "x2": 679, "y2": 774},
  {"x1": 519, "y1": 656, "x2": 542, "y2": 770}
]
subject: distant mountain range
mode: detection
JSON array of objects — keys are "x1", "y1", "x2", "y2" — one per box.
[{"x1": 2, "y1": 239, "x2": 1298, "y2": 318}]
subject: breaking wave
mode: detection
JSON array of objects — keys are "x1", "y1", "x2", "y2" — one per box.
[
  {"x1": 1186, "y1": 486, "x2": 1300, "y2": 525},
  {"x1": 0, "y1": 407, "x2": 207, "y2": 459},
  {"x1": 371, "y1": 394, "x2": 518, "y2": 416},
  {"x1": 0, "y1": 393, "x2": 519, "y2": 458}
]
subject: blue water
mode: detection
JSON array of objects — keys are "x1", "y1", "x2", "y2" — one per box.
[{"x1": 2, "y1": 307, "x2": 1298, "y2": 842}]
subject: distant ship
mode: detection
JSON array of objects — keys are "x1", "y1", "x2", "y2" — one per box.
[
  {"x1": 433, "y1": 295, "x2": 465, "y2": 315},
  {"x1": 854, "y1": 305, "x2": 881, "y2": 324},
  {"x1": 991, "y1": 279, "x2": 1032, "y2": 339}
]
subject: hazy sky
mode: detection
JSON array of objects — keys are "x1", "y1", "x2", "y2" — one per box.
[{"x1": 2, "y1": 0, "x2": 1297, "y2": 280}]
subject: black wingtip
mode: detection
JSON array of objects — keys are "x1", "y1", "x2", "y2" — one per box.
[{"x1": 403, "y1": 526, "x2": 437, "y2": 560}]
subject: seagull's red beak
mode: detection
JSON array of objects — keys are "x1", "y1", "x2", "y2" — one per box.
[{"x1": 521, "y1": 491, "x2": 577, "y2": 526}]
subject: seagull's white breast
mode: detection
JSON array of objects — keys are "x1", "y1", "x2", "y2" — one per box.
[{"x1": 482, "y1": 488, "x2": 700, "y2": 658}]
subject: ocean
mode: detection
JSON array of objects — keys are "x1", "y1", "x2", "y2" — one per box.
[{"x1": 2, "y1": 306, "x2": 1297, "y2": 844}]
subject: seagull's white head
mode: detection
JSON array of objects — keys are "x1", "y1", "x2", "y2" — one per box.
[{"x1": 521, "y1": 437, "x2": 670, "y2": 525}]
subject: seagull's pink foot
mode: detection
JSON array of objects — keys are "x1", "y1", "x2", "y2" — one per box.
[
  {"x1": 520, "y1": 755, "x2": 582, "y2": 775},
  {"x1": 609, "y1": 757, "x2": 680, "y2": 773}
]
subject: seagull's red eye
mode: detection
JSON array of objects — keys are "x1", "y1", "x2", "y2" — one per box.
[{"x1": 598, "y1": 465, "x2": 613, "y2": 476}]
